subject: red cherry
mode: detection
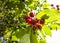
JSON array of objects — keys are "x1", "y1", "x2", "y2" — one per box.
[
  {"x1": 31, "y1": 19, "x2": 36, "y2": 25},
  {"x1": 37, "y1": 25, "x2": 42, "y2": 30},
  {"x1": 40, "y1": 19, "x2": 45, "y2": 24},
  {"x1": 34, "y1": 23, "x2": 38, "y2": 28},
  {"x1": 34, "y1": 23, "x2": 42, "y2": 30},
  {"x1": 32, "y1": 26, "x2": 36, "y2": 31},
  {"x1": 29, "y1": 12, "x2": 34, "y2": 17},
  {"x1": 57, "y1": 7, "x2": 59, "y2": 10},
  {"x1": 25, "y1": 15, "x2": 31, "y2": 19},
  {"x1": 51, "y1": 4, "x2": 54, "y2": 7},
  {"x1": 26, "y1": 18, "x2": 32, "y2": 24},
  {"x1": 56, "y1": 5, "x2": 59, "y2": 8},
  {"x1": 35, "y1": 18, "x2": 40, "y2": 23},
  {"x1": 32, "y1": 18, "x2": 41, "y2": 24}
]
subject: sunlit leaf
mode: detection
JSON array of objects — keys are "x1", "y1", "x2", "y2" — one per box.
[
  {"x1": 42, "y1": 25, "x2": 52, "y2": 37},
  {"x1": 12, "y1": 35, "x2": 18, "y2": 41},
  {"x1": 4, "y1": 31, "x2": 11, "y2": 39},
  {"x1": 20, "y1": 34, "x2": 30, "y2": 43},
  {"x1": 40, "y1": 39, "x2": 46, "y2": 43}
]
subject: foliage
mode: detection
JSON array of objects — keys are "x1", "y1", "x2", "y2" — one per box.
[{"x1": 0, "y1": 0, "x2": 60, "y2": 43}]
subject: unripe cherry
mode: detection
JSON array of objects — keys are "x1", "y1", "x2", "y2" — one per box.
[{"x1": 29, "y1": 12, "x2": 34, "y2": 17}]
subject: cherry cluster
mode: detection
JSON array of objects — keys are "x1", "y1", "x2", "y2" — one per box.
[
  {"x1": 51, "y1": 4, "x2": 60, "y2": 10},
  {"x1": 25, "y1": 12, "x2": 45, "y2": 30}
]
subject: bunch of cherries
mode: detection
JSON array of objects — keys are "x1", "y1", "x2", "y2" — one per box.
[
  {"x1": 25, "y1": 12, "x2": 45, "y2": 30},
  {"x1": 51, "y1": 4, "x2": 60, "y2": 10}
]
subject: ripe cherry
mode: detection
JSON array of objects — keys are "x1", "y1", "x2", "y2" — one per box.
[
  {"x1": 26, "y1": 18, "x2": 32, "y2": 24},
  {"x1": 35, "y1": 18, "x2": 40, "y2": 23},
  {"x1": 51, "y1": 4, "x2": 54, "y2": 7},
  {"x1": 32, "y1": 26, "x2": 36, "y2": 31},
  {"x1": 57, "y1": 7, "x2": 59, "y2": 10},
  {"x1": 37, "y1": 25, "x2": 42, "y2": 30},
  {"x1": 40, "y1": 19, "x2": 45, "y2": 24},
  {"x1": 34, "y1": 23, "x2": 38, "y2": 28},
  {"x1": 56, "y1": 5, "x2": 59, "y2": 8},
  {"x1": 34, "y1": 23, "x2": 42, "y2": 30},
  {"x1": 29, "y1": 12, "x2": 34, "y2": 17},
  {"x1": 25, "y1": 15, "x2": 31, "y2": 19},
  {"x1": 31, "y1": 19, "x2": 36, "y2": 25}
]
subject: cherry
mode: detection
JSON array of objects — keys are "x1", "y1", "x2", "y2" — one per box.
[
  {"x1": 25, "y1": 15, "x2": 31, "y2": 19},
  {"x1": 33, "y1": 23, "x2": 42, "y2": 30},
  {"x1": 51, "y1": 4, "x2": 54, "y2": 7},
  {"x1": 56, "y1": 5, "x2": 59, "y2": 8},
  {"x1": 29, "y1": 12, "x2": 34, "y2": 17},
  {"x1": 57, "y1": 7, "x2": 59, "y2": 10},
  {"x1": 37, "y1": 25, "x2": 42, "y2": 30},
  {"x1": 32, "y1": 26, "x2": 36, "y2": 31},
  {"x1": 26, "y1": 18, "x2": 32, "y2": 24},
  {"x1": 31, "y1": 19, "x2": 36, "y2": 25},
  {"x1": 40, "y1": 19, "x2": 45, "y2": 24},
  {"x1": 35, "y1": 18, "x2": 40, "y2": 23},
  {"x1": 34, "y1": 23, "x2": 38, "y2": 28},
  {"x1": 31, "y1": 18, "x2": 40, "y2": 25}
]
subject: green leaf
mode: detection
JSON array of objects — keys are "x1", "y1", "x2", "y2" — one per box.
[
  {"x1": 30, "y1": 31, "x2": 38, "y2": 43},
  {"x1": 45, "y1": 8, "x2": 60, "y2": 23},
  {"x1": 43, "y1": 3, "x2": 50, "y2": 8},
  {"x1": 15, "y1": 29, "x2": 27, "y2": 39},
  {"x1": 50, "y1": 23, "x2": 57, "y2": 30},
  {"x1": 41, "y1": 14, "x2": 49, "y2": 19},
  {"x1": 12, "y1": 35, "x2": 18, "y2": 41},
  {"x1": 6, "y1": 1, "x2": 16, "y2": 8},
  {"x1": 42, "y1": 25, "x2": 52, "y2": 36},
  {"x1": 36, "y1": 30, "x2": 46, "y2": 39},
  {"x1": 14, "y1": 25, "x2": 31, "y2": 39},
  {"x1": 26, "y1": 0, "x2": 33, "y2": 5},
  {"x1": 28, "y1": 2, "x2": 35, "y2": 9},
  {"x1": 4, "y1": 31, "x2": 11, "y2": 39},
  {"x1": 36, "y1": 11, "x2": 45, "y2": 19},
  {"x1": 40, "y1": 39, "x2": 46, "y2": 43},
  {"x1": 20, "y1": 34, "x2": 30, "y2": 43}
]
